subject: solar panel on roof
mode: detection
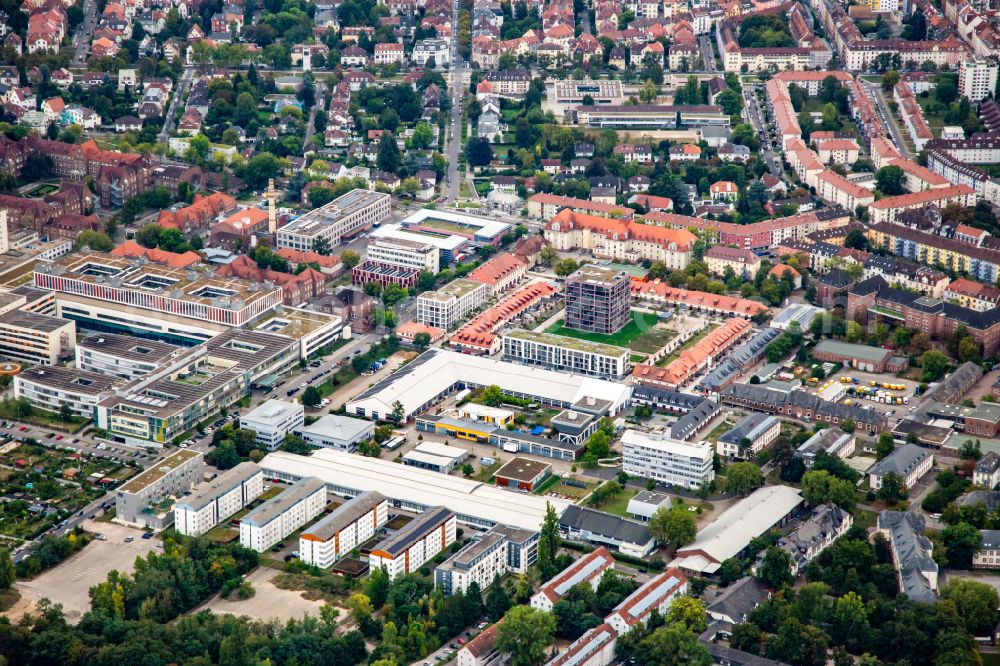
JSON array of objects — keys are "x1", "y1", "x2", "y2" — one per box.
[
  {"x1": 561, "y1": 629, "x2": 612, "y2": 666},
  {"x1": 625, "y1": 576, "x2": 679, "y2": 618},
  {"x1": 553, "y1": 554, "x2": 609, "y2": 596}
]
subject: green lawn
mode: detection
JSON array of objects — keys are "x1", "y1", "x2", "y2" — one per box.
[
  {"x1": 546, "y1": 311, "x2": 666, "y2": 350},
  {"x1": 593, "y1": 488, "x2": 640, "y2": 518}
]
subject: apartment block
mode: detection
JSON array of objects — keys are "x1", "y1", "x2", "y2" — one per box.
[
  {"x1": 299, "y1": 491, "x2": 389, "y2": 569},
  {"x1": 531, "y1": 547, "x2": 615, "y2": 612},
  {"x1": 621, "y1": 430, "x2": 715, "y2": 489},
  {"x1": 416, "y1": 278, "x2": 489, "y2": 330},
  {"x1": 14, "y1": 365, "x2": 116, "y2": 418},
  {"x1": 276, "y1": 189, "x2": 391, "y2": 252},
  {"x1": 502, "y1": 329, "x2": 629, "y2": 380},
  {"x1": 239, "y1": 476, "x2": 327, "y2": 552},
  {"x1": 959, "y1": 57, "x2": 999, "y2": 103},
  {"x1": 369, "y1": 506, "x2": 456, "y2": 578},
  {"x1": 435, "y1": 527, "x2": 510, "y2": 595},
  {"x1": 114, "y1": 449, "x2": 204, "y2": 529},
  {"x1": 0, "y1": 310, "x2": 75, "y2": 366},
  {"x1": 174, "y1": 462, "x2": 264, "y2": 537},
  {"x1": 239, "y1": 399, "x2": 305, "y2": 451},
  {"x1": 606, "y1": 569, "x2": 688, "y2": 634},
  {"x1": 564, "y1": 266, "x2": 631, "y2": 335}
]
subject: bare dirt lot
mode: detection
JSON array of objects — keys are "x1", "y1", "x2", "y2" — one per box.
[
  {"x1": 11, "y1": 520, "x2": 158, "y2": 623},
  {"x1": 197, "y1": 566, "x2": 337, "y2": 623}
]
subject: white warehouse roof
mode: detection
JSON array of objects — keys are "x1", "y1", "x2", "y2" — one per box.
[
  {"x1": 347, "y1": 349, "x2": 632, "y2": 420},
  {"x1": 671, "y1": 485, "x2": 803, "y2": 574},
  {"x1": 258, "y1": 448, "x2": 570, "y2": 531},
  {"x1": 401, "y1": 208, "x2": 511, "y2": 240}
]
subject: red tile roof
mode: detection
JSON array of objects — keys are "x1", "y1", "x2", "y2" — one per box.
[{"x1": 111, "y1": 239, "x2": 201, "y2": 268}]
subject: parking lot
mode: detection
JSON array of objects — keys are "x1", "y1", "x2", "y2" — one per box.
[
  {"x1": 13, "y1": 520, "x2": 159, "y2": 623},
  {"x1": 803, "y1": 366, "x2": 921, "y2": 417}
]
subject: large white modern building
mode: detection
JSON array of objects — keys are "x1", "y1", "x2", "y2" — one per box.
[
  {"x1": 276, "y1": 189, "x2": 391, "y2": 252},
  {"x1": 239, "y1": 476, "x2": 327, "y2": 552},
  {"x1": 366, "y1": 237, "x2": 441, "y2": 274},
  {"x1": 0, "y1": 309, "x2": 75, "y2": 366},
  {"x1": 174, "y1": 462, "x2": 264, "y2": 537},
  {"x1": 959, "y1": 57, "x2": 999, "y2": 103},
  {"x1": 370, "y1": 506, "x2": 456, "y2": 578},
  {"x1": 14, "y1": 365, "x2": 118, "y2": 418},
  {"x1": 621, "y1": 430, "x2": 715, "y2": 490},
  {"x1": 76, "y1": 333, "x2": 181, "y2": 380},
  {"x1": 240, "y1": 399, "x2": 305, "y2": 451},
  {"x1": 671, "y1": 485, "x2": 804, "y2": 575},
  {"x1": 347, "y1": 349, "x2": 631, "y2": 422},
  {"x1": 114, "y1": 449, "x2": 205, "y2": 529},
  {"x1": 259, "y1": 448, "x2": 570, "y2": 531},
  {"x1": 501, "y1": 329, "x2": 630, "y2": 380},
  {"x1": 299, "y1": 491, "x2": 389, "y2": 569},
  {"x1": 416, "y1": 278, "x2": 489, "y2": 330}
]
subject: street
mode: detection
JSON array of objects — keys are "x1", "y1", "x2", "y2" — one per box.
[
  {"x1": 159, "y1": 67, "x2": 195, "y2": 142},
  {"x1": 698, "y1": 36, "x2": 717, "y2": 72},
  {"x1": 70, "y1": 0, "x2": 97, "y2": 68},
  {"x1": 864, "y1": 80, "x2": 912, "y2": 158},
  {"x1": 445, "y1": 0, "x2": 466, "y2": 202},
  {"x1": 742, "y1": 84, "x2": 783, "y2": 179},
  {"x1": 302, "y1": 80, "x2": 327, "y2": 154}
]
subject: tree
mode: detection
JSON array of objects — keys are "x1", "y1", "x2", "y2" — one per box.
[
  {"x1": 725, "y1": 462, "x2": 763, "y2": 496},
  {"x1": 0, "y1": 549, "x2": 13, "y2": 590},
  {"x1": 341, "y1": 250, "x2": 361, "y2": 269},
  {"x1": 539, "y1": 245, "x2": 558, "y2": 266},
  {"x1": 942, "y1": 522, "x2": 982, "y2": 569},
  {"x1": 59, "y1": 403, "x2": 74, "y2": 422},
  {"x1": 346, "y1": 593, "x2": 374, "y2": 624},
  {"x1": 921, "y1": 350, "x2": 949, "y2": 382},
  {"x1": 881, "y1": 70, "x2": 900, "y2": 91},
  {"x1": 389, "y1": 400, "x2": 405, "y2": 424},
  {"x1": 844, "y1": 229, "x2": 869, "y2": 250},
  {"x1": 411, "y1": 122, "x2": 435, "y2": 149},
  {"x1": 377, "y1": 134, "x2": 400, "y2": 173},
  {"x1": 495, "y1": 606, "x2": 556, "y2": 666},
  {"x1": 301, "y1": 386, "x2": 322, "y2": 407},
  {"x1": 941, "y1": 578, "x2": 1000, "y2": 636},
  {"x1": 74, "y1": 230, "x2": 114, "y2": 251},
  {"x1": 648, "y1": 506, "x2": 696, "y2": 549},
  {"x1": 801, "y1": 470, "x2": 855, "y2": 510},
  {"x1": 876, "y1": 471, "x2": 907, "y2": 503},
  {"x1": 485, "y1": 576, "x2": 512, "y2": 620},
  {"x1": 480, "y1": 385, "x2": 504, "y2": 407},
  {"x1": 665, "y1": 597, "x2": 708, "y2": 634},
  {"x1": 466, "y1": 137, "x2": 493, "y2": 166},
  {"x1": 537, "y1": 503, "x2": 560, "y2": 579},
  {"x1": 875, "y1": 165, "x2": 905, "y2": 195},
  {"x1": 755, "y1": 546, "x2": 793, "y2": 589},
  {"x1": 554, "y1": 258, "x2": 579, "y2": 278},
  {"x1": 413, "y1": 332, "x2": 432, "y2": 350},
  {"x1": 461, "y1": 463, "x2": 474, "y2": 477},
  {"x1": 876, "y1": 432, "x2": 895, "y2": 460},
  {"x1": 639, "y1": 79, "x2": 658, "y2": 103},
  {"x1": 623, "y1": 624, "x2": 712, "y2": 666},
  {"x1": 312, "y1": 237, "x2": 332, "y2": 256}
]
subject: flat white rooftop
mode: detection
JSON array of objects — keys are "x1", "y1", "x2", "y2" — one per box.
[
  {"x1": 369, "y1": 223, "x2": 466, "y2": 252},
  {"x1": 348, "y1": 349, "x2": 632, "y2": 420},
  {"x1": 402, "y1": 208, "x2": 511, "y2": 240},
  {"x1": 259, "y1": 448, "x2": 569, "y2": 531},
  {"x1": 241, "y1": 399, "x2": 303, "y2": 426}
]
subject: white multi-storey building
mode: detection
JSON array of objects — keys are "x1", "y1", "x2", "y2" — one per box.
[
  {"x1": 174, "y1": 462, "x2": 264, "y2": 536},
  {"x1": 412, "y1": 39, "x2": 450, "y2": 67},
  {"x1": 14, "y1": 366, "x2": 116, "y2": 418},
  {"x1": 239, "y1": 476, "x2": 327, "y2": 552},
  {"x1": 370, "y1": 506, "x2": 456, "y2": 578},
  {"x1": 366, "y1": 237, "x2": 441, "y2": 274},
  {"x1": 299, "y1": 491, "x2": 389, "y2": 568},
  {"x1": 239, "y1": 399, "x2": 305, "y2": 451},
  {"x1": 434, "y1": 527, "x2": 509, "y2": 595},
  {"x1": 115, "y1": 449, "x2": 204, "y2": 529},
  {"x1": 959, "y1": 57, "x2": 999, "y2": 103},
  {"x1": 75, "y1": 333, "x2": 179, "y2": 380},
  {"x1": 416, "y1": 278, "x2": 489, "y2": 330},
  {"x1": 621, "y1": 430, "x2": 715, "y2": 490},
  {"x1": 276, "y1": 189, "x2": 391, "y2": 252},
  {"x1": 501, "y1": 329, "x2": 630, "y2": 380},
  {"x1": 716, "y1": 413, "x2": 781, "y2": 458}
]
